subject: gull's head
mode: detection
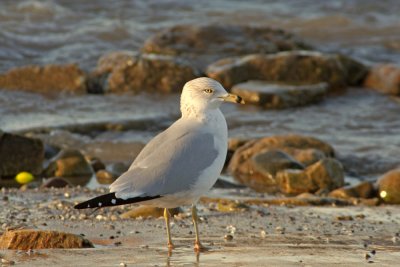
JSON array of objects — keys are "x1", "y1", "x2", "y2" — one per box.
[{"x1": 180, "y1": 77, "x2": 244, "y2": 117}]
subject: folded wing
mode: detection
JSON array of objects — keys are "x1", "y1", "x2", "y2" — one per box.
[{"x1": 109, "y1": 122, "x2": 219, "y2": 200}]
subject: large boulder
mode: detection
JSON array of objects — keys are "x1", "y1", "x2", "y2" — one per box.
[
  {"x1": 0, "y1": 132, "x2": 44, "y2": 177},
  {"x1": 142, "y1": 25, "x2": 311, "y2": 70},
  {"x1": 231, "y1": 80, "x2": 328, "y2": 109},
  {"x1": 92, "y1": 51, "x2": 199, "y2": 93},
  {"x1": 206, "y1": 51, "x2": 366, "y2": 91},
  {"x1": 228, "y1": 135, "x2": 335, "y2": 193},
  {"x1": 377, "y1": 169, "x2": 400, "y2": 204},
  {"x1": 0, "y1": 229, "x2": 93, "y2": 249},
  {"x1": 0, "y1": 64, "x2": 87, "y2": 94},
  {"x1": 364, "y1": 64, "x2": 400, "y2": 95}
]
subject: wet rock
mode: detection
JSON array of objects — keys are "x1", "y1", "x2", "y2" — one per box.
[
  {"x1": 231, "y1": 80, "x2": 328, "y2": 109},
  {"x1": 276, "y1": 169, "x2": 317, "y2": 195},
  {"x1": 96, "y1": 170, "x2": 117, "y2": 184},
  {"x1": 142, "y1": 25, "x2": 311, "y2": 70},
  {"x1": 329, "y1": 181, "x2": 375, "y2": 199},
  {"x1": 225, "y1": 138, "x2": 250, "y2": 170},
  {"x1": 0, "y1": 229, "x2": 93, "y2": 249},
  {"x1": 0, "y1": 64, "x2": 87, "y2": 94},
  {"x1": 107, "y1": 162, "x2": 129, "y2": 177},
  {"x1": 44, "y1": 149, "x2": 93, "y2": 177},
  {"x1": 120, "y1": 206, "x2": 182, "y2": 219},
  {"x1": 207, "y1": 51, "x2": 355, "y2": 90},
  {"x1": 44, "y1": 144, "x2": 61, "y2": 160},
  {"x1": 228, "y1": 135, "x2": 335, "y2": 192},
  {"x1": 92, "y1": 51, "x2": 199, "y2": 94},
  {"x1": 213, "y1": 176, "x2": 246, "y2": 189},
  {"x1": 252, "y1": 150, "x2": 304, "y2": 177},
  {"x1": 378, "y1": 169, "x2": 400, "y2": 204},
  {"x1": 89, "y1": 157, "x2": 106, "y2": 172},
  {"x1": 305, "y1": 158, "x2": 345, "y2": 192},
  {"x1": 336, "y1": 55, "x2": 369, "y2": 86},
  {"x1": 283, "y1": 148, "x2": 326, "y2": 166},
  {"x1": 83, "y1": 141, "x2": 145, "y2": 164},
  {"x1": 0, "y1": 132, "x2": 44, "y2": 177},
  {"x1": 277, "y1": 159, "x2": 345, "y2": 195},
  {"x1": 41, "y1": 177, "x2": 71, "y2": 188},
  {"x1": 364, "y1": 64, "x2": 400, "y2": 95}
]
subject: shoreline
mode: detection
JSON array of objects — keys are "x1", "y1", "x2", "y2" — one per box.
[{"x1": 1, "y1": 187, "x2": 400, "y2": 266}]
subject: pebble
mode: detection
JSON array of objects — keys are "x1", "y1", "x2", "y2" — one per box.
[
  {"x1": 224, "y1": 234, "x2": 234, "y2": 241},
  {"x1": 120, "y1": 263, "x2": 127, "y2": 267},
  {"x1": 260, "y1": 230, "x2": 267, "y2": 238},
  {"x1": 275, "y1": 226, "x2": 285, "y2": 234},
  {"x1": 96, "y1": 215, "x2": 104, "y2": 221},
  {"x1": 226, "y1": 225, "x2": 236, "y2": 234}
]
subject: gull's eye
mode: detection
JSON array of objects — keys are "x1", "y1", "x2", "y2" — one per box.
[{"x1": 204, "y1": 88, "x2": 213, "y2": 94}]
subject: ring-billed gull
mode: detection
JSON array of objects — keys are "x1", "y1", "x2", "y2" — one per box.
[{"x1": 75, "y1": 77, "x2": 244, "y2": 251}]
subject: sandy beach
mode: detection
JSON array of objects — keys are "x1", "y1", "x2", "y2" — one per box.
[{"x1": 1, "y1": 187, "x2": 400, "y2": 266}]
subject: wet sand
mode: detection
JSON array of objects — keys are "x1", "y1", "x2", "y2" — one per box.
[{"x1": 1, "y1": 187, "x2": 400, "y2": 266}]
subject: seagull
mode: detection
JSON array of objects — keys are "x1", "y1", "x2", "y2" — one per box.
[{"x1": 75, "y1": 77, "x2": 244, "y2": 251}]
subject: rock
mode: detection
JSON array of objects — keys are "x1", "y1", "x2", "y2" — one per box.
[
  {"x1": 89, "y1": 157, "x2": 106, "y2": 172},
  {"x1": 228, "y1": 135, "x2": 335, "y2": 193},
  {"x1": 142, "y1": 25, "x2": 311, "y2": 70},
  {"x1": 83, "y1": 141, "x2": 145, "y2": 164},
  {"x1": 206, "y1": 51, "x2": 354, "y2": 90},
  {"x1": 276, "y1": 158, "x2": 344, "y2": 195},
  {"x1": 41, "y1": 177, "x2": 71, "y2": 188},
  {"x1": 213, "y1": 176, "x2": 246, "y2": 189},
  {"x1": 231, "y1": 80, "x2": 328, "y2": 109},
  {"x1": 44, "y1": 149, "x2": 93, "y2": 177},
  {"x1": 377, "y1": 169, "x2": 400, "y2": 204},
  {"x1": 96, "y1": 170, "x2": 117, "y2": 184},
  {"x1": 0, "y1": 229, "x2": 93, "y2": 249},
  {"x1": 283, "y1": 148, "x2": 326, "y2": 166},
  {"x1": 364, "y1": 64, "x2": 400, "y2": 95},
  {"x1": 276, "y1": 169, "x2": 317, "y2": 195},
  {"x1": 225, "y1": 138, "x2": 250, "y2": 170},
  {"x1": 44, "y1": 144, "x2": 61, "y2": 160},
  {"x1": 305, "y1": 158, "x2": 345, "y2": 192},
  {"x1": 252, "y1": 150, "x2": 304, "y2": 177},
  {"x1": 329, "y1": 181, "x2": 375, "y2": 199},
  {"x1": 108, "y1": 162, "x2": 129, "y2": 176},
  {"x1": 120, "y1": 206, "x2": 182, "y2": 219},
  {"x1": 92, "y1": 51, "x2": 199, "y2": 93},
  {"x1": 0, "y1": 132, "x2": 44, "y2": 177},
  {"x1": 0, "y1": 64, "x2": 87, "y2": 94},
  {"x1": 336, "y1": 55, "x2": 369, "y2": 86}
]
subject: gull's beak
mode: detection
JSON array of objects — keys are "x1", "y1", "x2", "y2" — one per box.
[{"x1": 219, "y1": 93, "x2": 245, "y2": 104}]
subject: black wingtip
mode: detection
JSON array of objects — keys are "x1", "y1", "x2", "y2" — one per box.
[{"x1": 74, "y1": 192, "x2": 160, "y2": 209}]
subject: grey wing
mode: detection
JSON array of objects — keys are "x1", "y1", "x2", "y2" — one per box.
[{"x1": 109, "y1": 128, "x2": 219, "y2": 199}]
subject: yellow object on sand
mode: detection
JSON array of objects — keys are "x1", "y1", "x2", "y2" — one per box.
[{"x1": 15, "y1": 172, "x2": 35, "y2": 184}]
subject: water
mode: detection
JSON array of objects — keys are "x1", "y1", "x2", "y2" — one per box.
[
  {"x1": 0, "y1": 0, "x2": 400, "y2": 181},
  {"x1": 1, "y1": 0, "x2": 399, "y2": 71}
]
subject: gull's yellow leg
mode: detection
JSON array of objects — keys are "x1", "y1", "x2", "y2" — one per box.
[
  {"x1": 192, "y1": 205, "x2": 206, "y2": 251},
  {"x1": 164, "y1": 208, "x2": 174, "y2": 249}
]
